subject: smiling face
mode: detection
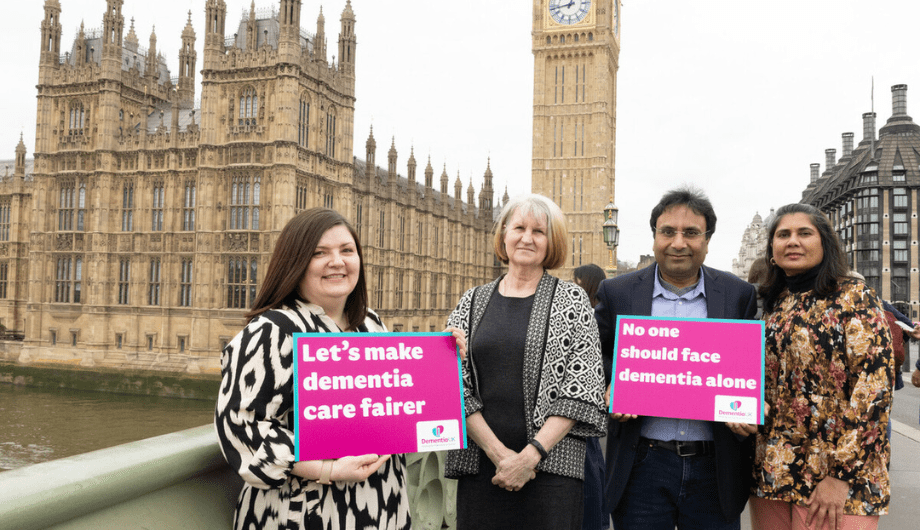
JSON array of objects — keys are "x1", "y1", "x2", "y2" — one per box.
[
  {"x1": 652, "y1": 205, "x2": 709, "y2": 287},
  {"x1": 298, "y1": 225, "x2": 360, "y2": 313},
  {"x1": 503, "y1": 209, "x2": 549, "y2": 272},
  {"x1": 771, "y1": 212, "x2": 824, "y2": 276}
]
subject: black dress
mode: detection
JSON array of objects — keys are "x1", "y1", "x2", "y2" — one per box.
[{"x1": 456, "y1": 290, "x2": 584, "y2": 530}]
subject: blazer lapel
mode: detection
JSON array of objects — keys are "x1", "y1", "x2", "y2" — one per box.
[
  {"x1": 703, "y1": 266, "x2": 727, "y2": 319},
  {"x1": 632, "y1": 265, "x2": 656, "y2": 316}
]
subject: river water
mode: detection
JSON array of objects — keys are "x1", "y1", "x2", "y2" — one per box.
[{"x1": 0, "y1": 383, "x2": 216, "y2": 471}]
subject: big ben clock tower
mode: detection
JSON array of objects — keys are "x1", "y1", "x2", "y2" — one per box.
[{"x1": 532, "y1": 0, "x2": 621, "y2": 274}]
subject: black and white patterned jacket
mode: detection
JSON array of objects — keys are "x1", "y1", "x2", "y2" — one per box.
[
  {"x1": 444, "y1": 272, "x2": 607, "y2": 480},
  {"x1": 215, "y1": 299, "x2": 410, "y2": 530}
]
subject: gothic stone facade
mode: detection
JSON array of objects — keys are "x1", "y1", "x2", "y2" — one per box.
[{"x1": 0, "y1": 0, "x2": 497, "y2": 373}]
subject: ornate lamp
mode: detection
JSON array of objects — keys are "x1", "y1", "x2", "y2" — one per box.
[{"x1": 602, "y1": 198, "x2": 619, "y2": 273}]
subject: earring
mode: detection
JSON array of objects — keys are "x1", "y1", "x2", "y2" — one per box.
[{"x1": 769, "y1": 257, "x2": 776, "y2": 266}]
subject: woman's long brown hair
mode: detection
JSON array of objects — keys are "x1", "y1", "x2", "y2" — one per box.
[{"x1": 245, "y1": 208, "x2": 368, "y2": 330}]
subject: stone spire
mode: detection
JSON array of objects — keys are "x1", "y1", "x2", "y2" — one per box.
[
  {"x1": 425, "y1": 156, "x2": 434, "y2": 188},
  {"x1": 387, "y1": 137, "x2": 398, "y2": 180},
  {"x1": 338, "y1": 0, "x2": 356, "y2": 74},
  {"x1": 408, "y1": 147, "x2": 417, "y2": 184},
  {"x1": 479, "y1": 158, "x2": 494, "y2": 212},
  {"x1": 454, "y1": 171, "x2": 463, "y2": 199},
  {"x1": 74, "y1": 21, "x2": 87, "y2": 66},
  {"x1": 145, "y1": 26, "x2": 159, "y2": 81},
  {"x1": 204, "y1": 0, "x2": 227, "y2": 51},
  {"x1": 315, "y1": 7, "x2": 326, "y2": 61},
  {"x1": 124, "y1": 17, "x2": 138, "y2": 52},
  {"x1": 365, "y1": 126, "x2": 376, "y2": 180},
  {"x1": 178, "y1": 12, "x2": 197, "y2": 104},
  {"x1": 15, "y1": 133, "x2": 27, "y2": 178},
  {"x1": 102, "y1": 0, "x2": 125, "y2": 57},
  {"x1": 440, "y1": 164, "x2": 449, "y2": 194},
  {"x1": 246, "y1": 1, "x2": 257, "y2": 51},
  {"x1": 40, "y1": 0, "x2": 63, "y2": 68}
]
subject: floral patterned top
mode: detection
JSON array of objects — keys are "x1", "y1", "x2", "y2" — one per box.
[{"x1": 753, "y1": 279, "x2": 893, "y2": 515}]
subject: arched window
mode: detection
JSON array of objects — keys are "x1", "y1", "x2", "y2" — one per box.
[
  {"x1": 122, "y1": 182, "x2": 134, "y2": 231},
  {"x1": 151, "y1": 182, "x2": 164, "y2": 231},
  {"x1": 183, "y1": 181, "x2": 196, "y2": 231},
  {"x1": 230, "y1": 173, "x2": 260, "y2": 230},
  {"x1": 227, "y1": 256, "x2": 258, "y2": 309},
  {"x1": 299, "y1": 96, "x2": 310, "y2": 148},
  {"x1": 59, "y1": 180, "x2": 75, "y2": 230},
  {"x1": 77, "y1": 183, "x2": 86, "y2": 231},
  {"x1": 239, "y1": 87, "x2": 258, "y2": 126},
  {"x1": 69, "y1": 101, "x2": 85, "y2": 134},
  {"x1": 55, "y1": 256, "x2": 83, "y2": 303},
  {"x1": 325, "y1": 107, "x2": 337, "y2": 158}
]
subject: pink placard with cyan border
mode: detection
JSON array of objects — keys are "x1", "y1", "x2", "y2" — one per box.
[
  {"x1": 293, "y1": 332, "x2": 467, "y2": 460},
  {"x1": 609, "y1": 316, "x2": 765, "y2": 424}
]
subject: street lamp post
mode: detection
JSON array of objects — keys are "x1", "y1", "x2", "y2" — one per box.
[{"x1": 602, "y1": 198, "x2": 620, "y2": 276}]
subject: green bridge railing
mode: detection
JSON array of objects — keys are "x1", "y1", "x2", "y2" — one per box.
[{"x1": 0, "y1": 425, "x2": 456, "y2": 530}]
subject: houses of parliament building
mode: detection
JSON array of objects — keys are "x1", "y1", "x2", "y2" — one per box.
[{"x1": 0, "y1": 0, "x2": 502, "y2": 373}]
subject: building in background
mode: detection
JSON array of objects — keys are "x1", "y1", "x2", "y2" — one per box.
[
  {"x1": 731, "y1": 210, "x2": 773, "y2": 281},
  {"x1": 0, "y1": 0, "x2": 498, "y2": 373},
  {"x1": 531, "y1": 0, "x2": 621, "y2": 274},
  {"x1": 801, "y1": 84, "x2": 920, "y2": 318}
]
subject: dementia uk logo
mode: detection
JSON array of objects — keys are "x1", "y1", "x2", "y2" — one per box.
[
  {"x1": 416, "y1": 420, "x2": 461, "y2": 451},
  {"x1": 713, "y1": 395, "x2": 756, "y2": 422}
]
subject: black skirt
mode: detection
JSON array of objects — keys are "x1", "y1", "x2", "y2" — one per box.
[{"x1": 456, "y1": 459, "x2": 584, "y2": 530}]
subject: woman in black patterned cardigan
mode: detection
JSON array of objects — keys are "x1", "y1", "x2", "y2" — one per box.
[{"x1": 445, "y1": 194, "x2": 607, "y2": 530}]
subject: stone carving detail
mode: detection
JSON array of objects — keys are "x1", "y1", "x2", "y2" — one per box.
[
  {"x1": 226, "y1": 233, "x2": 248, "y2": 252},
  {"x1": 178, "y1": 235, "x2": 194, "y2": 253},
  {"x1": 119, "y1": 235, "x2": 132, "y2": 252},
  {"x1": 56, "y1": 234, "x2": 73, "y2": 251}
]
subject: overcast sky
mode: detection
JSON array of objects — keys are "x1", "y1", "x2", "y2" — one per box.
[{"x1": 4, "y1": 1, "x2": 920, "y2": 271}]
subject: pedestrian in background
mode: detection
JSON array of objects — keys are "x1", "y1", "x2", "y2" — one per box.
[{"x1": 574, "y1": 263, "x2": 611, "y2": 530}]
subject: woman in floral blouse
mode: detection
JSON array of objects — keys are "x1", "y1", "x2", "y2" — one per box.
[{"x1": 753, "y1": 203, "x2": 893, "y2": 530}]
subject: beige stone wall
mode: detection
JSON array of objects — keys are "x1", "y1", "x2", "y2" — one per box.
[{"x1": 0, "y1": 2, "x2": 498, "y2": 374}]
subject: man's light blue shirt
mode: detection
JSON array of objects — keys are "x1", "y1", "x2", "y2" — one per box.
[{"x1": 639, "y1": 265, "x2": 714, "y2": 442}]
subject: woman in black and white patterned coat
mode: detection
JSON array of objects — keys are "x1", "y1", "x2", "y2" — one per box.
[
  {"x1": 216, "y1": 208, "x2": 464, "y2": 530},
  {"x1": 445, "y1": 194, "x2": 608, "y2": 530}
]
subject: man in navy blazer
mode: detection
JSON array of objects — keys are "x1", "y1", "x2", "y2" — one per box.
[{"x1": 595, "y1": 188, "x2": 757, "y2": 530}]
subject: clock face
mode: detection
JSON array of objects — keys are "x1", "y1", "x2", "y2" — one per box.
[{"x1": 548, "y1": 0, "x2": 592, "y2": 26}]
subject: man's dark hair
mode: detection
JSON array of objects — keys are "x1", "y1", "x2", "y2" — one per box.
[{"x1": 649, "y1": 187, "x2": 717, "y2": 239}]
